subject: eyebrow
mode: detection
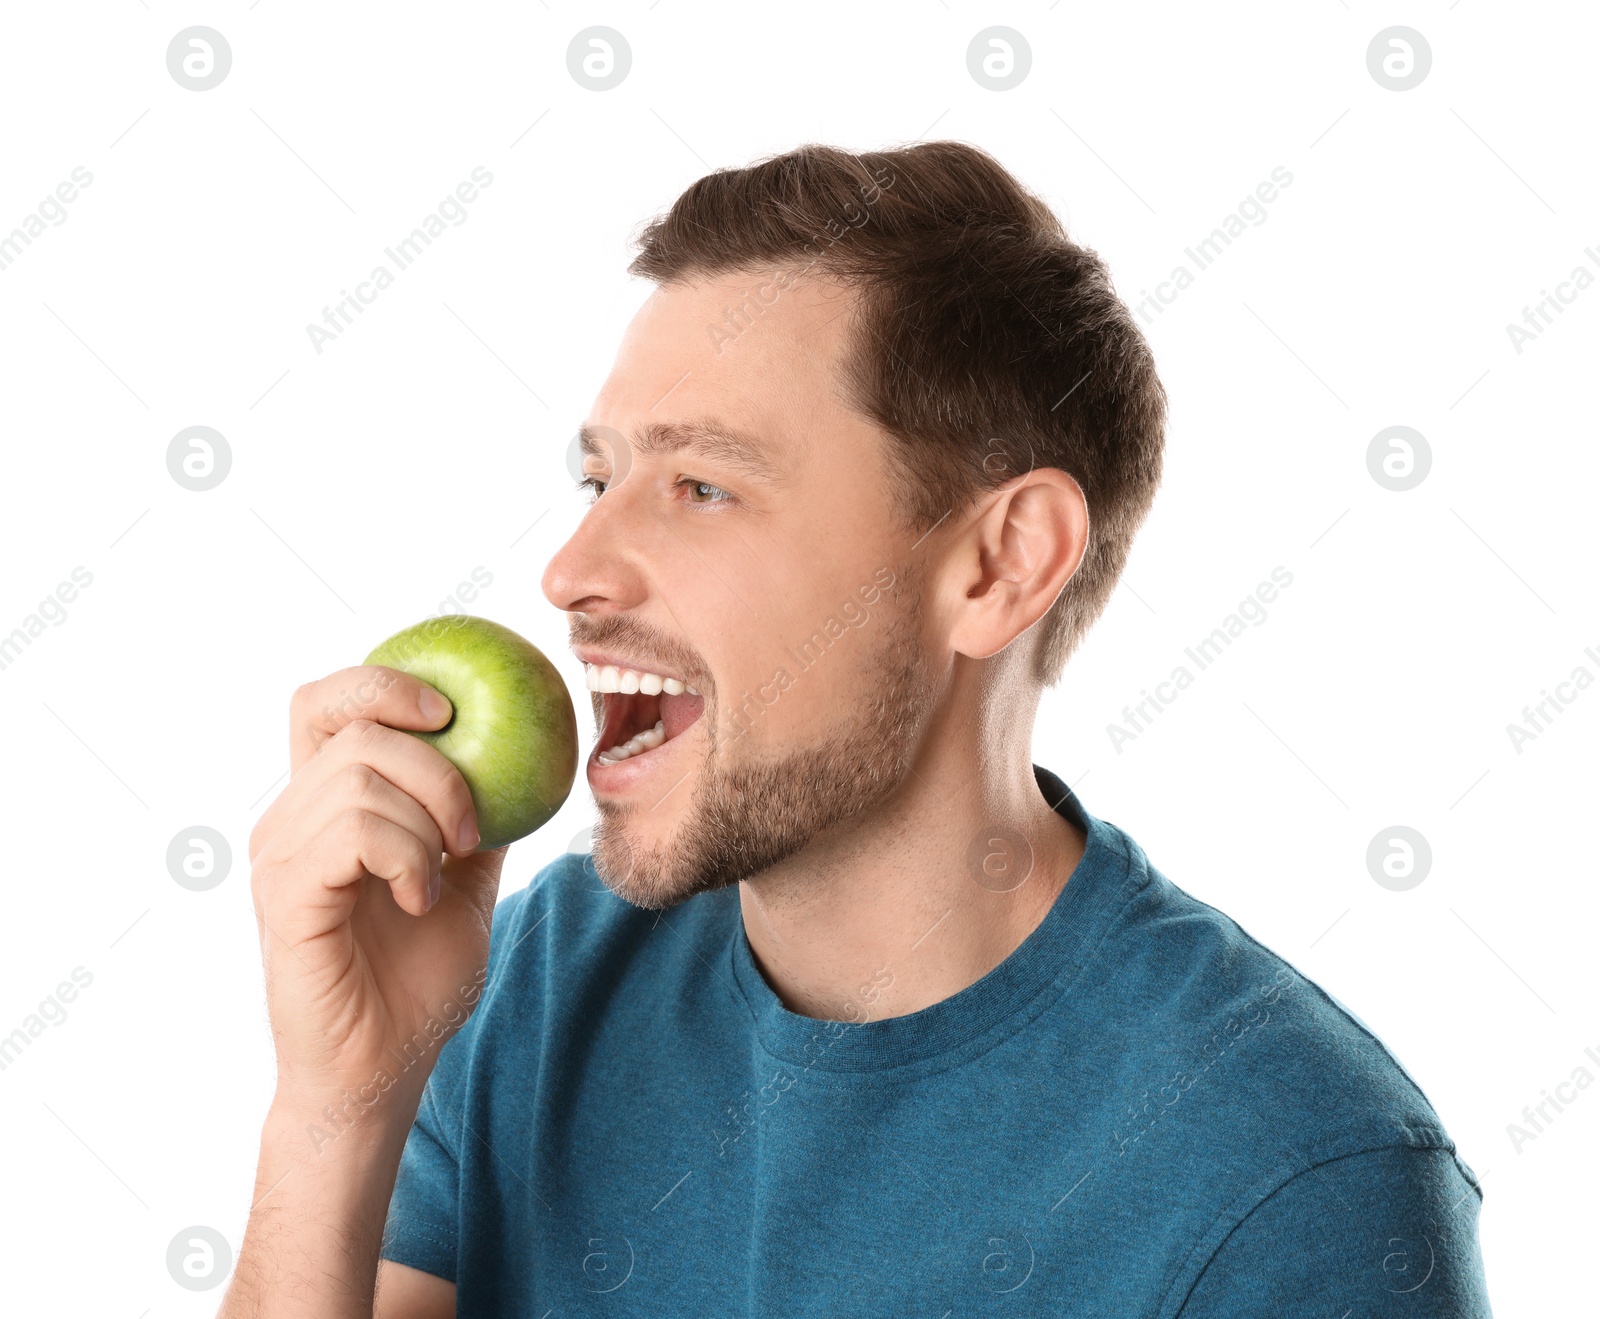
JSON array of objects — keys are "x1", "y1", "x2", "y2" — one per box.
[{"x1": 579, "y1": 420, "x2": 781, "y2": 483}]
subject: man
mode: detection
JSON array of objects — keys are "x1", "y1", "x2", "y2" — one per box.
[{"x1": 225, "y1": 143, "x2": 1492, "y2": 1316}]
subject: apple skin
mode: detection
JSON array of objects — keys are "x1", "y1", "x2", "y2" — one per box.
[{"x1": 363, "y1": 615, "x2": 578, "y2": 851}]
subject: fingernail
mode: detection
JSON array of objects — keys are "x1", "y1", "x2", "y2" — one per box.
[
  {"x1": 458, "y1": 819, "x2": 479, "y2": 854},
  {"x1": 419, "y1": 688, "x2": 452, "y2": 724},
  {"x1": 426, "y1": 871, "x2": 442, "y2": 909}
]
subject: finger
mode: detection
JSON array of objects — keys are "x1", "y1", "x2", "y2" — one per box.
[
  {"x1": 288, "y1": 665, "x2": 453, "y2": 773},
  {"x1": 271, "y1": 761, "x2": 446, "y2": 869},
  {"x1": 311, "y1": 808, "x2": 440, "y2": 920},
  {"x1": 253, "y1": 718, "x2": 478, "y2": 865},
  {"x1": 255, "y1": 809, "x2": 439, "y2": 948}
]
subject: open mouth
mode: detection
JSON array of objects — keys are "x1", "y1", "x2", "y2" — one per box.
[{"x1": 582, "y1": 660, "x2": 706, "y2": 767}]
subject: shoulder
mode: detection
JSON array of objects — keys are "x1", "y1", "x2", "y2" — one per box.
[
  {"x1": 1093, "y1": 834, "x2": 1456, "y2": 1160},
  {"x1": 1078, "y1": 824, "x2": 1488, "y2": 1312}
]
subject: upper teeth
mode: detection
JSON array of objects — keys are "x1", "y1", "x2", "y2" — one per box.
[{"x1": 584, "y1": 663, "x2": 699, "y2": 697}]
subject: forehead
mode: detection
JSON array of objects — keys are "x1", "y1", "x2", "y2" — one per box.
[{"x1": 588, "y1": 271, "x2": 868, "y2": 470}]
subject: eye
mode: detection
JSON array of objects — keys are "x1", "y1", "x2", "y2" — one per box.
[
  {"x1": 681, "y1": 478, "x2": 732, "y2": 504},
  {"x1": 579, "y1": 474, "x2": 731, "y2": 505}
]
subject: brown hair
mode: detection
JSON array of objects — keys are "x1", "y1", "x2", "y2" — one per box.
[{"x1": 628, "y1": 141, "x2": 1166, "y2": 685}]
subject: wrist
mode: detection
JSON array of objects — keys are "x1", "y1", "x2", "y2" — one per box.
[
  {"x1": 268, "y1": 1067, "x2": 425, "y2": 1151},
  {"x1": 262, "y1": 1091, "x2": 416, "y2": 1175}
]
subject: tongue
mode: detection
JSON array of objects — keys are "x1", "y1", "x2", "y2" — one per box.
[{"x1": 660, "y1": 691, "x2": 704, "y2": 741}]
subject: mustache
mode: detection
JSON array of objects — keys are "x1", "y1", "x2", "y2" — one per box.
[{"x1": 568, "y1": 615, "x2": 705, "y2": 684}]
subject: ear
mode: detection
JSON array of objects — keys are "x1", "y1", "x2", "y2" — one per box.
[{"x1": 945, "y1": 469, "x2": 1089, "y2": 662}]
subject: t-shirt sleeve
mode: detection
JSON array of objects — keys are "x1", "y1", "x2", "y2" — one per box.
[
  {"x1": 378, "y1": 1063, "x2": 465, "y2": 1282},
  {"x1": 1175, "y1": 1145, "x2": 1492, "y2": 1317},
  {"x1": 378, "y1": 882, "x2": 539, "y2": 1283}
]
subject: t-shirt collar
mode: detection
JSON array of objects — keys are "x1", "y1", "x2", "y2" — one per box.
[{"x1": 726, "y1": 764, "x2": 1139, "y2": 1074}]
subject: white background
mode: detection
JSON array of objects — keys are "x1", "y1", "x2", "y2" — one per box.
[{"x1": 1, "y1": 2, "x2": 1595, "y2": 1313}]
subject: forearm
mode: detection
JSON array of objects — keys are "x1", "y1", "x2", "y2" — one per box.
[{"x1": 220, "y1": 1100, "x2": 416, "y2": 1319}]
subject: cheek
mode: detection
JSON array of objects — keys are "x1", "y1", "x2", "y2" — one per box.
[
  {"x1": 726, "y1": 613, "x2": 886, "y2": 743},
  {"x1": 712, "y1": 630, "x2": 799, "y2": 743}
]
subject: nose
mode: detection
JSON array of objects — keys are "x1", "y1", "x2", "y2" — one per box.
[{"x1": 541, "y1": 493, "x2": 646, "y2": 617}]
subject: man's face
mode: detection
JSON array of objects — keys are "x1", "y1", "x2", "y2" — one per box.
[{"x1": 542, "y1": 271, "x2": 938, "y2": 909}]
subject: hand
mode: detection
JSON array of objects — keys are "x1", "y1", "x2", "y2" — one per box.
[{"x1": 248, "y1": 666, "x2": 506, "y2": 1136}]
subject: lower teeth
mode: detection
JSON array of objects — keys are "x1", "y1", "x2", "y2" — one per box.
[{"x1": 598, "y1": 719, "x2": 667, "y2": 765}]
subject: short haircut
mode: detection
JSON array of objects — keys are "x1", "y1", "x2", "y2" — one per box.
[{"x1": 629, "y1": 141, "x2": 1167, "y2": 685}]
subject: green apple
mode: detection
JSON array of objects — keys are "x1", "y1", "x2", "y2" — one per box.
[{"x1": 364, "y1": 615, "x2": 578, "y2": 851}]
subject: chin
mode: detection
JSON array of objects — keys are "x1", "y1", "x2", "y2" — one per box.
[{"x1": 589, "y1": 810, "x2": 720, "y2": 911}]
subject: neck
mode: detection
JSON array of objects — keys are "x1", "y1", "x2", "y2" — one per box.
[{"x1": 736, "y1": 695, "x2": 1085, "y2": 1022}]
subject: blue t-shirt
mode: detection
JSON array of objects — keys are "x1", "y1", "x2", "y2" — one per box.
[{"x1": 380, "y1": 766, "x2": 1492, "y2": 1315}]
